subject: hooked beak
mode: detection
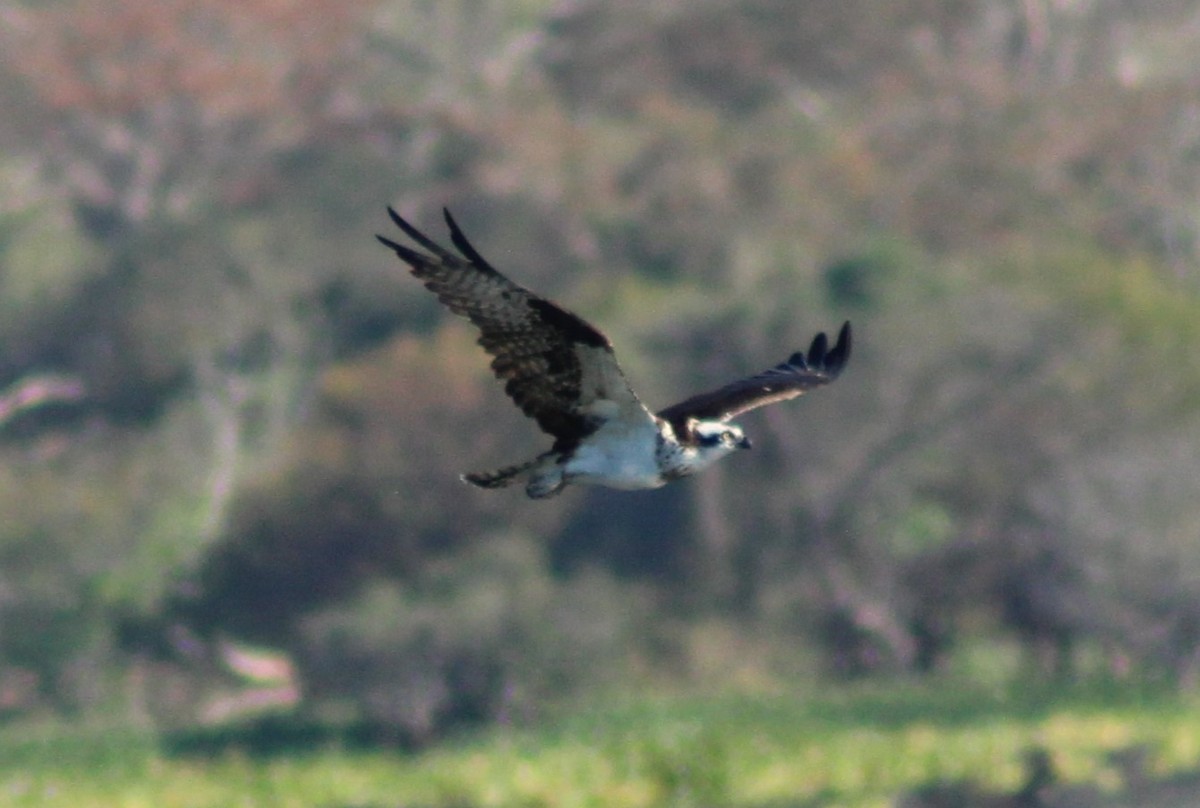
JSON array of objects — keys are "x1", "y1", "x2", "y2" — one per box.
[{"x1": 738, "y1": 435, "x2": 752, "y2": 450}]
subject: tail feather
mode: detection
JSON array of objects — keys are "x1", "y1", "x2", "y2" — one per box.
[{"x1": 462, "y1": 458, "x2": 541, "y2": 489}]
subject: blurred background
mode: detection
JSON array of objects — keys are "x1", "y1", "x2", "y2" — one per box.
[{"x1": 0, "y1": 0, "x2": 1198, "y2": 747}]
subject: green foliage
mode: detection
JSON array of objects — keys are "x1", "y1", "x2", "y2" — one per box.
[
  {"x1": 295, "y1": 534, "x2": 658, "y2": 741},
  {"x1": 3, "y1": 0, "x2": 1200, "y2": 733},
  {"x1": 999, "y1": 246, "x2": 1200, "y2": 407},
  {"x1": 0, "y1": 198, "x2": 92, "y2": 338},
  {"x1": 886, "y1": 501, "x2": 956, "y2": 559},
  {"x1": 5, "y1": 683, "x2": 1200, "y2": 806}
]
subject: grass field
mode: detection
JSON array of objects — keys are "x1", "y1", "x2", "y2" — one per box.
[{"x1": 4, "y1": 679, "x2": 1200, "y2": 807}]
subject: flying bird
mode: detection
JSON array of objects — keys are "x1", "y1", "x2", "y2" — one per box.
[{"x1": 377, "y1": 208, "x2": 851, "y2": 498}]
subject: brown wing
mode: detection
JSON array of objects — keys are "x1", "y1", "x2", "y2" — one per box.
[
  {"x1": 377, "y1": 207, "x2": 651, "y2": 444},
  {"x1": 658, "y1": 321, "x2": 851, "y2": 440}
]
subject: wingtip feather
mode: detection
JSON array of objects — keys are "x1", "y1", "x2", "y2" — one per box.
[
  {"x1": 376, "y1": 232, "x2": 429, "y2": 269},
  {"x1": 807, "y1": 331, "x2": 828, "y2": 367},
  {"x1": 828, "y1": 320, "x2": 852, "y2": 373},
  {"x1": 441, "y1": 208, "x2": 495, "y2": 271},
  {"x1": 381, "y1": 205, "x2": 460, "y2": 261},
  {"x1": 790, "y1": 320, "x2": 852, "y2": 377}
]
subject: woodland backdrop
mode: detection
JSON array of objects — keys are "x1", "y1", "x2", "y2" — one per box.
[{"x1": 1, "y1": 0, "x2": 1199, "y2": 744}]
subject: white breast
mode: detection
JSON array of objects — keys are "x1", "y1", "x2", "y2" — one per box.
[{"x1": 562, "y1": 418, "x2": 667, "y2": 490}]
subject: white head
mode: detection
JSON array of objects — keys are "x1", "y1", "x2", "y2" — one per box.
[{"x1": 689, "y1": 419, "x2": 752, "y2": 460}]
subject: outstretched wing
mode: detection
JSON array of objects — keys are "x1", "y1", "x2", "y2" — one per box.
[
  {"x1": 377, "y1": 207, "x2": 651, "y2": 444},
  {"x1": 658, "y1": 321, "x2": 851, "y2": 439}
]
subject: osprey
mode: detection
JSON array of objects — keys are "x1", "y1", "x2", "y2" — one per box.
[{"x1": 377, "y1": 208, "x2": 851, "y2": 499}]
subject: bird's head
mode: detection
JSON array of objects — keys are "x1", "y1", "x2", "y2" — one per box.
[{"x1": 690, "y1": 419, "x2": 752, "y2": 456}]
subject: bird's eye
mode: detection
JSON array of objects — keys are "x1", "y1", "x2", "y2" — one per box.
[{"x1": 722, "y1": 431, "x2": 735, "y2": 443}]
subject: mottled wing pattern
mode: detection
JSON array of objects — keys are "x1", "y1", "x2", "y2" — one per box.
[
  {"x1": 377, "y1": 208, "x2": 649, "y2": 444},
  {"x1": 658, "y1": 321, "x2": 852, "y2": 441}
]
